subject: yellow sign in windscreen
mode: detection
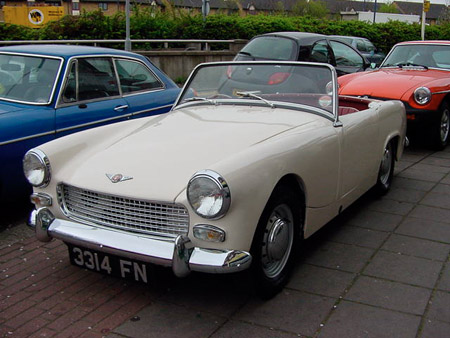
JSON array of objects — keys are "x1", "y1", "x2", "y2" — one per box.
[{"x1": 3, "y1": 6, "x2": 64, "y2": 28}]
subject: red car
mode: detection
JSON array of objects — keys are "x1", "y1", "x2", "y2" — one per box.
[{"x1": 338, "y1": 40, "x2": 450, "y2": 149}]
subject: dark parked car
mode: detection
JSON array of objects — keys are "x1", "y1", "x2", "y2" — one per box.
[
  {"x1": 0, "y1": 44, "x2": 180, "y2": 202},
  {"x1": 329, "y1": 35, "x2": 385, "y2": 66},
  {"x1": 234, "y1": 32, "x2": 370, "y2": 76}
]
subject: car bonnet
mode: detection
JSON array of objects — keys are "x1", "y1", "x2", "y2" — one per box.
[
  {"x1": 339, "y1": 68, "x2": 448, "y2": 100},
  {"x1": 52, "y1": 105, "x2": 320, "y2": 203}
]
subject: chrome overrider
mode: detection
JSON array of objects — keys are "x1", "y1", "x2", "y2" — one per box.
[{"x1": 29, "y1": 208, "x2": 252, "y2": 277}]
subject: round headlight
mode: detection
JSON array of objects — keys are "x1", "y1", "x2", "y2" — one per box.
[
  {"x1": 23, "y1": 149, "x2": 51, "y2": 187},
  {"x1": 414, "y1": 87, "x2": 431, "y2": 105},
  {"x1": 187, "y1": 170, "x2": 231, "y2": 219}
]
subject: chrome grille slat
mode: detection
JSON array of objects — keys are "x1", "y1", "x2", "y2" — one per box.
[
  {"x1": 65, "y1": 194, "x2": 188, "y2": 225},
  {"x1": 67, "y1": 190, "x2": 187, "y2": 219},
  {"x1": 66, "y1": 203, "x2": 188, "y2": 230},
  {"x1": 59, "y1": 184, "x2": 189, "y2": 238}
]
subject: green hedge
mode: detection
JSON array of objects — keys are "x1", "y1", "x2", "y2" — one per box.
[{"x1": 1, "y1": 9, "x2": 449, "y2": 53}]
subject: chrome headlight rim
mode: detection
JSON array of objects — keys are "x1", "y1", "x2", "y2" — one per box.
[
  {"x1": 413, "y1": 86, "x2": 431, "y2": 105},
  {"x1": 187, "y1": 169, "x2": 231, "y2": 220},
  {"x1": 23, "y1": 149, "x2": 51, "y2": 188}
]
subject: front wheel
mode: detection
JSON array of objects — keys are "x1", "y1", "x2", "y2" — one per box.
[
  {"x1": 250, "y1": 186, "x2": 303, "y2": 299},
  {"x1": 374, "y1": 140, "x2": 395, "y2": 195},
  {"x1": 432, "y1": 102, "x2": 450, "y2": 150}
]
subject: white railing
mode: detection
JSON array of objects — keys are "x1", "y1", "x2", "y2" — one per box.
[{"x1": 0, "y1": 39, "x2": 246, "y2": 51}]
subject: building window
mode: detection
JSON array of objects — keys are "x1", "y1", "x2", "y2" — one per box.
[
  {"x1": 99, "y1": 2, "x2": 108, "y2": 10},
  {"x1": 0, "y1": 1, "x2": 5, "y2": 8},
  {"x1": 72, "y1": 2, "x2": 79, "y2": 10}
]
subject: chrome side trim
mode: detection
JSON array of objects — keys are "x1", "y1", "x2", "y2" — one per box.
[
  {"x1": 433, "y1": 90, "x2": 450, "y2": 95},
  {"x1": 122, "y1": 87, "x2": 167, "y2": 98},
  {"x1": 0, "y1": 130, "x2": 55, "y2": 146},
  {"x1": 55, "y1": 104, "x2": 172, "y2": 134},
  {"x1": 131, "y1": 104, "x2": 173, "y2": 116},
  {"x1": 55, "y1": 114, "x2": 132, "y2": 134},
  {"x1": 2, "y1": 102, "x2": 172, "y2": 147}
]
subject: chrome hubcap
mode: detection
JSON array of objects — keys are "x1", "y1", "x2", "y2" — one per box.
[
  {"x1": 379, "y1": 145, "x2": 392, "y2": 185},
  {"x1": 267, "y1": 219, "x2": 290, "y2": 261},
  {"x1": 261, "y1": 204, "x2": 294, "y2": 279},
  {"x1": 440, "y1": 109, "x2": 449, "y2": 143}
]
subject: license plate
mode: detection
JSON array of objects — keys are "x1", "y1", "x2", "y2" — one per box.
[{"x1": 67, "y1": 244, "x2": 150, "y2": 283}]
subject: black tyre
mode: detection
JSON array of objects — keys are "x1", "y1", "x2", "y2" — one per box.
[
  {"x1": 432, "y1": 101, "x2": 450, "y2": 150},
  {"x1": 250, "y1": 185, "x2": 303, "y2": 299},
  {"x1": 374, "y1": 140, "x2": 395, "y2": 195}
]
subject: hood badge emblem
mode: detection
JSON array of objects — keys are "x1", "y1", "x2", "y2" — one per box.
[{"x1": 106, "y1": 173, "x2": 133, "y2": 183}]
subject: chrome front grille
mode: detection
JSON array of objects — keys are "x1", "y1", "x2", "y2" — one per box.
[{"x1": 58, "y1": 184, "x2": 189, "y2": 238}]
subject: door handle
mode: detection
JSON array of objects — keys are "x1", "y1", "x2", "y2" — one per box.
[{"x1": 114, "y1": 105, "x2": 129, "y2": 111}]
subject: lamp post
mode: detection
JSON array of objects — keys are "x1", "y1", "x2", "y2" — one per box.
[
  {"x1": 125, "y1": 0, "x2": 131, "y2": 51},
  {"x1": 202, "y1": 0, "x2": 210, "y2": 22},
  {"x1": 421, "y1": 0, "x2": 430, "y2": 41},
  {"x1": 373, "y1": 0, "x2": 377, "y2": 23}
]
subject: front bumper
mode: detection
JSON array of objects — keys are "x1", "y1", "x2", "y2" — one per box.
[
  {"x1": 404, "y1": 104, "x2": 438, "y2": 127},
  {"x1": 29, "y1": 208, "x2": 252, "y2": 277}
]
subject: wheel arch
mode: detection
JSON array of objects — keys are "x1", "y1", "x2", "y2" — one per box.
[
  {"x1": 389, "y1": 135, "x2": 400, "y2": 161},
  {"x1": 440, "y1": 93, "x2": 450, "y2": 106},
  {"x1": 248, "y1": 173, "x2": 307, "y2": 298},
  {"x1": 270, "y1": 174, "x2": 307, "y2": 234}
]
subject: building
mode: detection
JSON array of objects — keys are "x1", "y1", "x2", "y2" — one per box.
[{"x1": 0, "y1": 0, "x2": 448, "y2": 25}]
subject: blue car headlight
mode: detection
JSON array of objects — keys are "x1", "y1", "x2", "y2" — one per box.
[
  {"x1": 187, "y1": 170, "x2": 231, "y2": 219},
  {"x1": 23, "y1": 149, "x2": 51, "y2": 187}
]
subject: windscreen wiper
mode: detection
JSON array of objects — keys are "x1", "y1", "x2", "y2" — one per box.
[
  {"x1": 238, "y1": 51, "x2": 253, "y2": 57},
  {"x1": 382, "y1": 63, "x2": 428, "y2": 69},
  {"x1": 398, "y1": 63, "x2": 428, "y2": 69},
  {"x1": 236, "y1": 91, "x2": 275, "y2": 108},
  {"x1": 182, "y1": 97, "x2": 215, "y2": 104}
]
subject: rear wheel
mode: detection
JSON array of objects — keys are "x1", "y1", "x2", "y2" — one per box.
[
  {"x1": 432, "y1": 102, "x2": 450, "y2": 150},
  {"x1": 374, "y1": 140, "x2": 395, "y2": 195},
  {"x1": 250, "y1": 186, "x2": 303, "y2": 299}
]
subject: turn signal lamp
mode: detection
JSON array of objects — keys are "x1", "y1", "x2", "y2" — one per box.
[{"x1": 193, "y1": 225, "x2": 226, "y2": 242}]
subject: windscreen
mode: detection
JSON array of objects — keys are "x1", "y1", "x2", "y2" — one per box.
[
  {"x1": 0, "y1": 54, "x2": 61, "y2": 104},
  {"x1": 177, "y1": 62, "x2": 335, "y2": 115},
  {"x1": 235, "y1": 36, "x2": 296, "y2": 61},
  {"x1": 382, "y1": 44, "x2": 450, "y2": 69}
]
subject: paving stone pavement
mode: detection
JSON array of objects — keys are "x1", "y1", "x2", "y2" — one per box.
[{"x1": 1, "y1": 145, "x2": 449, "y2": 338}]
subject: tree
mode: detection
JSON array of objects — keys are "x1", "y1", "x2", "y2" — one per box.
[
  {"x1": 438, "y1": 6, "x2": 450, "y2": 24},
  {"x1": 291, "y1": 0, "x2": 329, "y2": 18},
  {"x1": 273, "y1": 1, "x2": 286, "y2": 14},
  {"x1": 378, "y1": 1, "x2": 399, "y2": 14}
]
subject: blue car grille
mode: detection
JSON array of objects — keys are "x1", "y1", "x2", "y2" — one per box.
[{"x1": 58, "y1": 183, "x2": 189, "y2": 239}]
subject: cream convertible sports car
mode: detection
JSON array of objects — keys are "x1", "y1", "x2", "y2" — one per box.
[{"x1": 26, "y1": 61, "x2": 406, "y2": 298}]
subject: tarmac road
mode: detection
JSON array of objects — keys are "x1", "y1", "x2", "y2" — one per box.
[{"x1": 1, "y1": 145, "x2": 450, "y2": 337}]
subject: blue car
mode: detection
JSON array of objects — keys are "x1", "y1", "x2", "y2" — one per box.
[{"x1": 0, "y1": 45, "x2": 180, "y2": 202}]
